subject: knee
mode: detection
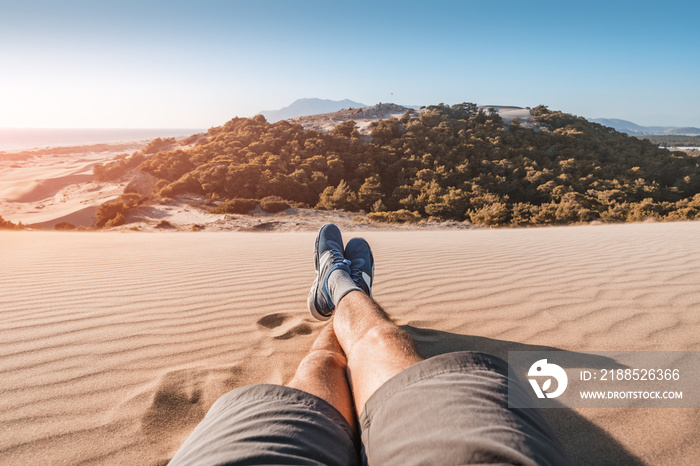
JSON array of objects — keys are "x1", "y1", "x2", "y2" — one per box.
[
  {"x1": 356, "y1": 324, "x2": 414, "y2": 353},
  {"x1": 298, "y1": 349, "x2": 347, "y2": 372},
  {"x1": 287, "y1": 349, "x2": 350, "y2": 396}
]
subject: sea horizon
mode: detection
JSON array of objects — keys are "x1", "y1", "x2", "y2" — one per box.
[{"x1": 0, "y1": 128, "x2": 205, "y2": 152}]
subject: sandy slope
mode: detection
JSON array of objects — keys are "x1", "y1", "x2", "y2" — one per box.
[
  {"x1": 1, "y1": 222, "x2": 699, "y2": 465},
  {"x1": 0, "y1": 146, "x2": 141, "y2": 228}
]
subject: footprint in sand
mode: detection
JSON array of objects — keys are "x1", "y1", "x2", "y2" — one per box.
[
  {"x1": 138, "y1": 366, "x2": 242, "y2": 452},
  {"x1": 256, "y1": 312, "x2": 314, "y2": 340},
  {"x1": 140, "y1": 369, "x2": 204, "y2": 436}
]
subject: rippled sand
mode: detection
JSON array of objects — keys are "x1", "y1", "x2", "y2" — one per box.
[{"x1": 1, "y1": 222, "x2": 699, "y2": 464}]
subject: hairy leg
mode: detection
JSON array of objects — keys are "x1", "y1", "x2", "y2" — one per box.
[
  {"x1": 333, "y1": 291, "x2": 423, "y2": 414},
  {"x1": 287, "y1": 323, "x2": 356, "y2": 429}
]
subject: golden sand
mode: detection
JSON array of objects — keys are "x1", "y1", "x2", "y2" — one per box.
[{"x1": 1, "y1": 222, "x2": 699, "y2": 464}]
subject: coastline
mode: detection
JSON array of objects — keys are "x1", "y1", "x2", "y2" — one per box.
[{"x1": 0, "y1": 128, "x2": 203, "y2": 153}]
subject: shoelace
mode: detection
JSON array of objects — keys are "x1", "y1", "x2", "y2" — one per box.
[
  {"x1": 349, "y1": 258, "x2": 368, "y2": 291},
  {"x1": 328, "y1": 247, "x2": 346, "y2": 265}
]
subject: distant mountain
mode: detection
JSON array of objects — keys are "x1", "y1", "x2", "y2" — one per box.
[
  {"x1": 591, "y1": 118, "x2": 700, "y2": 136},
  {"x1": 258, "y1": 98, "x2": 367, "y2": 122}
]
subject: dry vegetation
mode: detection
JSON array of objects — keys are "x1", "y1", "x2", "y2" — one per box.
[{"x1": 0, "y1": 215, "x2": 23, "y2": 230}]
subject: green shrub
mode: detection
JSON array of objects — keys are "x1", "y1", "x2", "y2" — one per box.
[
  {"x1": 367, "y1": 209, "x2": 421, "y2": 223},
  {"x1": 96, "y1": 201, "x2": 126, "y2": 228},
  {"x1": 181, "y1": 133, "x2": 202, "y2": 145},
  {"x1": 511, "y1": 203, "x2": 535, "y2": 226},
  {"x1": 154, "y1": 179, "x2": 170, "y2": 199},
  {"x1": 469, "y1": 203, "x2": 510, "y2": 226},
  {"x1": 158, "y1": 172, "x2": 202, "y2": 198},
  {"x1": 260, "y1": 196, "x2": 290, "y2": 213},
  {"x1": 156, "y1": 220, "x2": 175, "y2": 229},
  {"x1": 665, "y1": 208, "x2": 700, "y2": 221},
  {"x1": 120, "y1": 193, "x2": 145, "y2": 208},
  {"x1": 95, "y1": 194, "x2": 145, "y2": 228},
  {"x1": 600, "y1": 203, "x2": 629, "y2": 223},
  {"x1": 626, "y1": 199, "x2": 661, "y2": 222},
  {"x1": 530, "y1": 203, "x2": 558, "y2": 225},
  {"x1": 316, "y1": 180, "x2": 358, "y2": 211},
  {"x1": 211, "y1": 198, "x2": 259, "y2": 214},
  {"x1": 425, "y1": 202, "x2": 455, "y2": 218},
  {"x1": 143, "y1": 137, "x2": 176, "y2": 154},
  {"x1": 371, "y1": 199, "x2": 388, "y2": 212},
  {"x1": 93, "y1": 153, "x2": 145, "y2": 182},
  {"x1": 105, "y1": 213, "x2": 126, "y2": 228},
  {"x1": 0, "y1": 215, "x2": 22, "y2": 230},
  {"x1": 54, "y1": 222, "x2": 76, "y2": 231}
]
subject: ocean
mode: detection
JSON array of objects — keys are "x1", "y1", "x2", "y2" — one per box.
[{"x1": 0, "y1": 128, "x2": 204, "y2": 152}]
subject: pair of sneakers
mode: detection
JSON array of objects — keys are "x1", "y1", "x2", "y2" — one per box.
[{"x1": 307, "y1": 223, "x2": 374, "y2": 320}]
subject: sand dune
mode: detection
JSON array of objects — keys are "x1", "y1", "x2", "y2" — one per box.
[
  {"x1": 0, "y1": 145, "x2": 141, "y2": 228},
  {"x1": 1, "y1": 222, "x2": 699, "y2": 464}
]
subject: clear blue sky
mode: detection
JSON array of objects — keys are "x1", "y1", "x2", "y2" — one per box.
[{"x1": 1, "y1": 0, "x2": 698, "y2": 128}]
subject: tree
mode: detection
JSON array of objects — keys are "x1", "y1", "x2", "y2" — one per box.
[
  {"x1": 370, "y1": 118, "x2": 402, "y2": 145},
  {"x1": 100, "y1": 101, "x2": 700, "y2": 227},
  {"x1": 358, "y1": 175, "x2": 384, "y2": 210},
  {"x1": 333, "y1": 120, "x2": 359, "y2": 138},
  {"x1": 469, "y1": 203, "x2": 509, "y2": 226},
  {"x1": 316, "y1": 180, "x2": 358, "y2": 210}
]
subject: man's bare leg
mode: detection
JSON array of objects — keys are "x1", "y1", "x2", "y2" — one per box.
[
  {"x1": 287, "y1": 323, "x2": 356, "y2": 429},
  {"x1": 333, "y1": 291, "x2": 423, "y2": 414},
  {"x1": 306, "y1": 224, "x2": 422, "y2": 414}
]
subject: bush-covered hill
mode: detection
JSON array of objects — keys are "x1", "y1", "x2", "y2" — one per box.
[{"x1": 94, "y1": 103, "x2": 700, "y2": 226}]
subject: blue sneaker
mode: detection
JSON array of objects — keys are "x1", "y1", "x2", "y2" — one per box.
[
  {"x1": 344, "y1": 237, "x2": 374, "y2": 297},
  {"x1": 307, "y1": 224, "x2": 352, "y2": 320}
]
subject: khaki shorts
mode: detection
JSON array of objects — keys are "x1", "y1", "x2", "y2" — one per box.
[{"x1": 169, "y1": 352, "x2": 571, "y2": 466}]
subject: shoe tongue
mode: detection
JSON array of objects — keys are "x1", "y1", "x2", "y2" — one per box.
[{"x1": 351, "y1": 258, "x2": 365, "y2": 268}]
